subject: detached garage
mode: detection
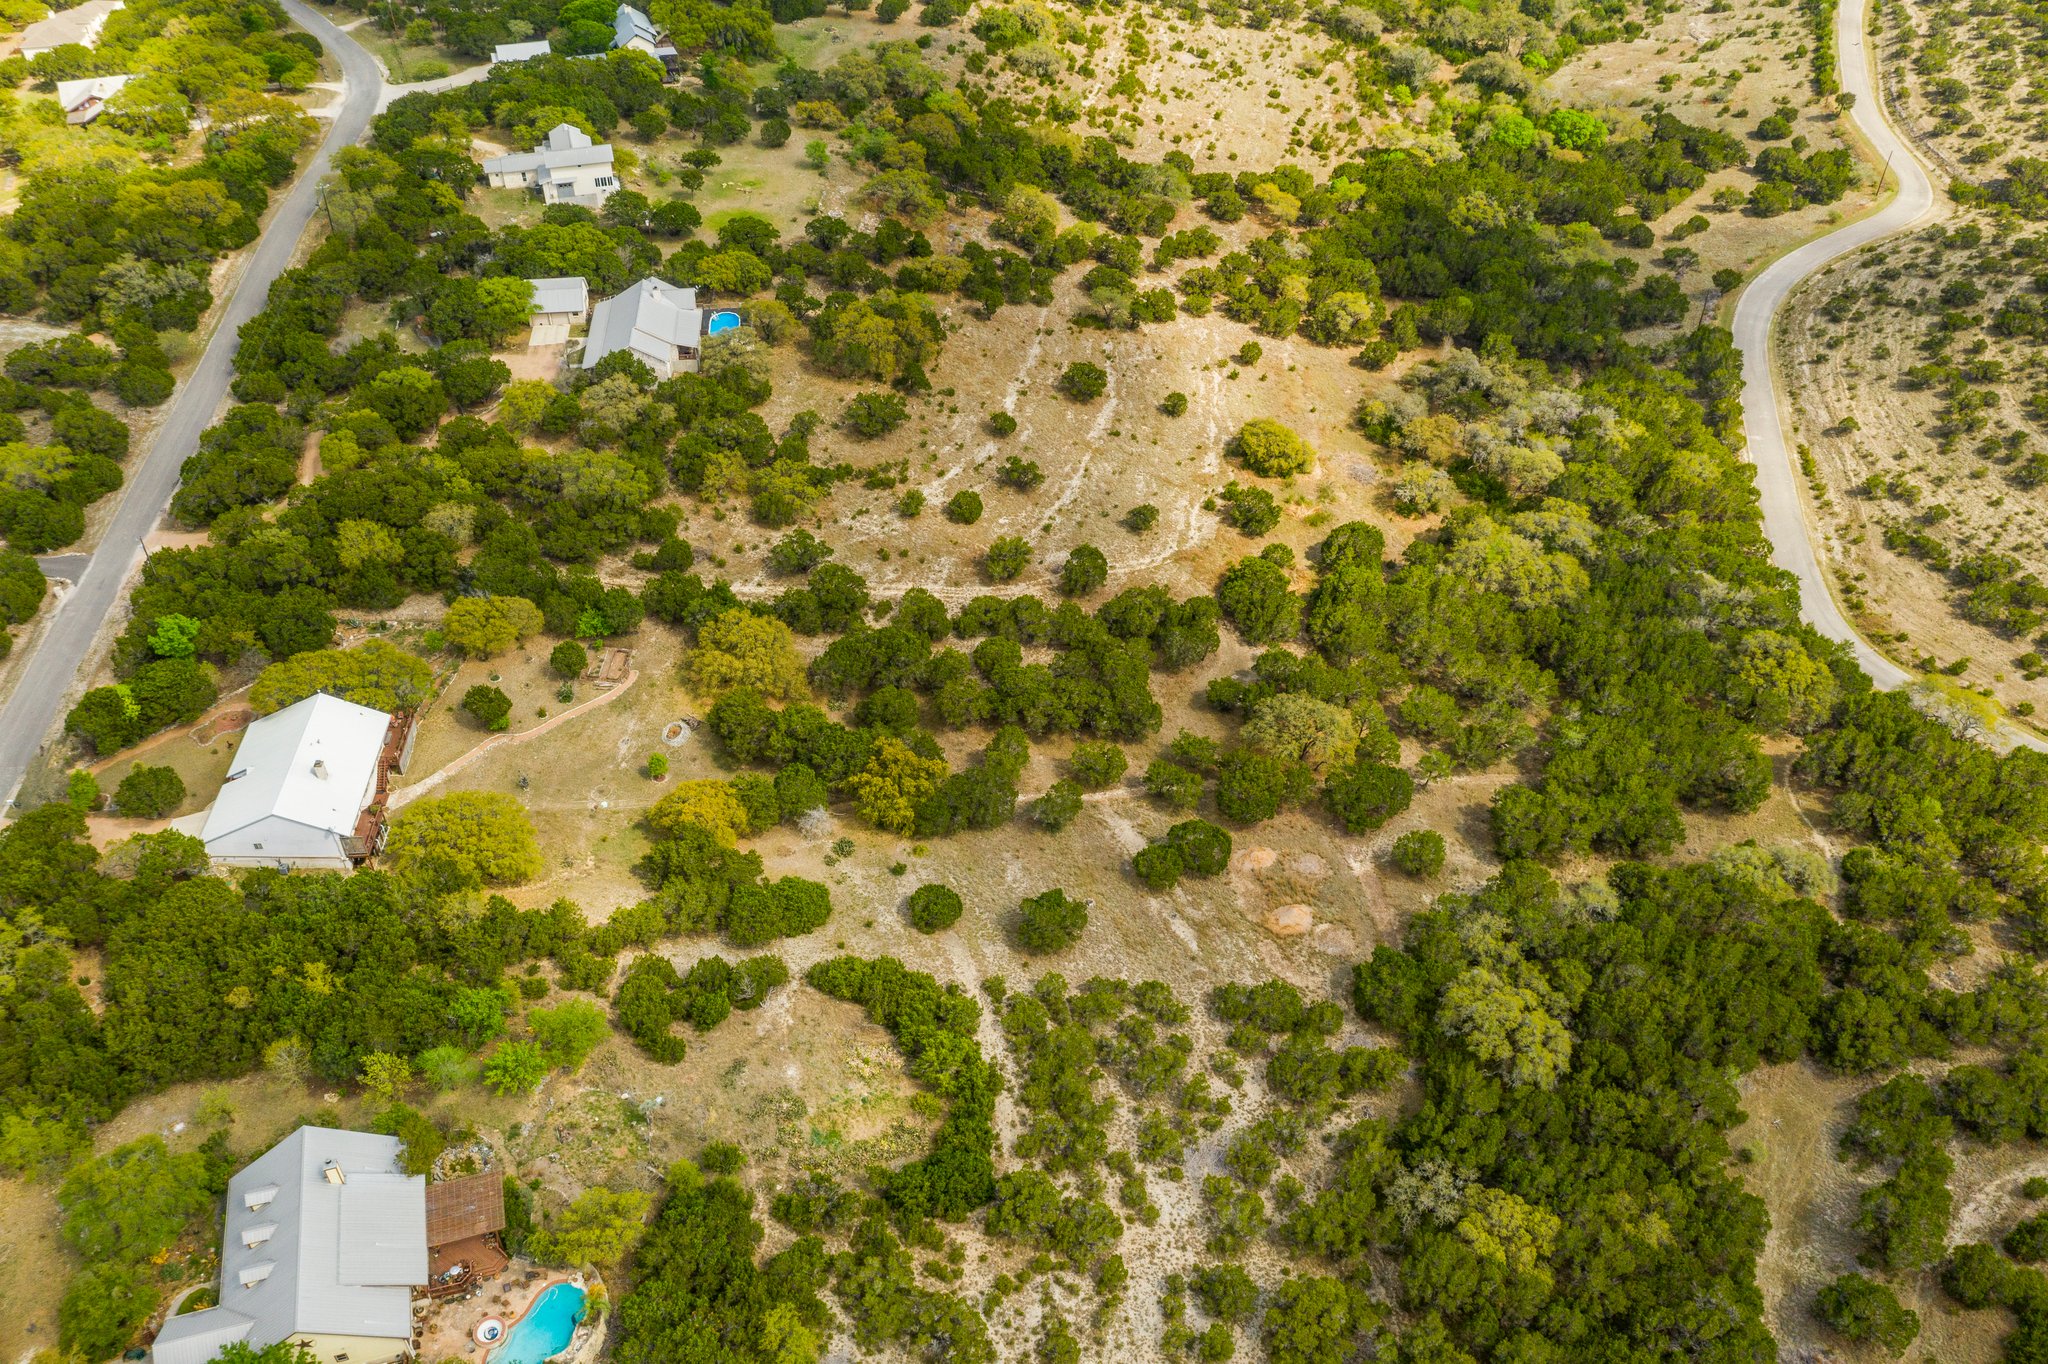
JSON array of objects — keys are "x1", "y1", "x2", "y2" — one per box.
[{"x1": 198, "y1": 694, "x2": 399, "y2": 870}]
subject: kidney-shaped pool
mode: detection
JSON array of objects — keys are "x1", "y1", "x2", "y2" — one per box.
[{"x1": 489, "y1": 1281, "x2": 586, "y2": 1364}]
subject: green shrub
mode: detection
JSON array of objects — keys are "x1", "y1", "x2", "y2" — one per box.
[
  {"x1": 113, "y1": 765, "x2": 185, "y2": 818},
  {"x1": 1160, "y1": 391, "x2": 1188, "y2": 417},
  {"x1": 844, "y1": 390, "x2": 910, "y2": 437},
  {"x1": 461, "y1": 684, "x2": 513, "y2": 732},
  {"x1": 2007, "y1": 1211, "x2": 2048, "y2": 1262},
  {"x1": 1166, "y1": 818, "x2": 1232, "y2": 875},
  {"x1": 1059, "y1": 544, "x2": 1108, "y2": 597},
  {"x1": 1017, "y1": 887, "x2": 1087, "y2": 953},
  {"x1": 909, "y1": 882, "x2": 964, "y2": 933},
  {"x1": 550, "y1": 639, "x2": 589, "y2": 678},
  {"x1": 945, "y1": 490, "x2": 983, "y2": 524},
  {"x1": 1069, "y1": 741, "x2": 1128, "y2": 790},
  {"x1": 984, "y1": 536, "x2": 1032, "y2": 581},
  {"x1": 1813, "y1": 1272, "x2": 1918, "y2": 1354},
  {"x1": 1389, "y1": 828, "x2": 1446, "y2": 876},
  {"x1": 1145, "y1": 758, "x2": 1203, "y2": 809},
  {"x1": 1133, "y1": 843, "x2": 1183, "y2": 890},
  {"x1": 1057, "y1": 361, "x2": 1108, "y2": 401},
  {"x1": 1033, "y1": 779, "x2": 1083, "y2": 831},
  {"x1": 1219, "y1": 481, "x2": 1280, "y2": 536},
  {"x1": 998, "y1": 455, "x2": 1042, "y2": 491},
  {"x1": 1324, "y1": 761, "x2": 1414, "y2": 833}
]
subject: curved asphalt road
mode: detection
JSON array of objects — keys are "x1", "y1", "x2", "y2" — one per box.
[
  {"x1": 0, "y1": 1, "x2": 382, "y2": 809},
  {"x1": 1736, "y1": 0, "x2": 2046, "y2": 752}
]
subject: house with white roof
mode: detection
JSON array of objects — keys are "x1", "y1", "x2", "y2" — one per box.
[
  {"x1": 194, "y1": 693, "x2": 397, "y2": 870},
  {"x1": 480, "y1": 122, "x2": 618, "y2": 208},
  {"x1": 55, "y1": 72, "x2": 130, "y2": 123},
  {"x1": 581, "y1": 278, "x2": 704, "y2": 378},
  {"x1": 18, "y1": 0, "x2": 123, "y2": 58},
  {"x1": 527, "y1": 275, "x2": 588, "y2": 346},
  {"x1": 149, "y1": 1127, "x2": 427, "y2": 1364},
  {"x1": 490, "y1": 37, "x2": 551, "y2": 64},
  {"x1": 610, "y1": 3, "x2": 679, "y2": 73}
]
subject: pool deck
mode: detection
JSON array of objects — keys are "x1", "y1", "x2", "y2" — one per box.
[
  {"x1": 489, "y1": 1277, "x2": 588, "y2": 1364},
  {"x1": 414, "y1": 1262, "x2": 554, "y2": 1360}
]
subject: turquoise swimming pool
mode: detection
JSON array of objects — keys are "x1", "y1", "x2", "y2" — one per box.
[
  {"x1": 707, "y1": 310, "x2": 741, "y2": 335},
  {"x1": 489, "y1": 1281, "x2": 586, "y2": 1364}
]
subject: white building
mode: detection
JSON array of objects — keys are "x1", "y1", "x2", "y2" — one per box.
[
  {"x1": 150, "y1": 1128, "x2": 427, "y2": 1364},
  {"x1": 195, "y1": 693, "x2": 395, "y2": 870},
  {"x1": 527, "y1": 275, "x2": 588, "y2": 345},
  {"x1": 490, "y1": 38, "x2": 551, "y2": 64},
  {"x1": 581, "y1": 278, "x2": 704, "y2": 378},
  {"x1": 480, "y1": 122, "x2": 618, "y2": 208},
  {"x1": 54, "y1": 72, "x2": 130, "y2": 124},
  {"x1": 611, "y1": 3, "x2": 679, "y2": 70},
  {"x1": 18, "y1": 0, "x2": 123, "y2": 58}
]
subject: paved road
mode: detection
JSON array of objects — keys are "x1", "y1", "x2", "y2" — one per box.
[
  {"x1": 1735, "y1": 0, "x2": 2047, "y2": 753},
  {"x1": 0, "y1": 1, "x2": 382, "y2": 809}
]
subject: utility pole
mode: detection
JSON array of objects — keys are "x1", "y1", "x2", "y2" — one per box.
[{"x1": 1879, "y1": 148, "x2": 1896, "y2": 193}]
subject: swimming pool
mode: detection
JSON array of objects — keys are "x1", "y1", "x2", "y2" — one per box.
[
  {"x1": 488, "y1": 1281, "x2": 586, "y2": 1364},
  {"x1": 706, "y1": 310, "x2": 741, "y2": 335}
]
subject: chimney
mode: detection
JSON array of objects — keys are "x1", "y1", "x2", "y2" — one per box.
[
  {"x1": 323, "y1": 1159, "x2": 345, "y2": 1185},
  {"x1": 311, "y1": 759, "x2": 328, "y2": 780}
]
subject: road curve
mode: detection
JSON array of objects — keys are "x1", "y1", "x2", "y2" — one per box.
[
  {"x1": 1735, "y1": 0, "x2": 2045, "y2": 752},
  {"x1": 0, "y1": 1, "x2": 382, "y2": 809},
  {"x1": 1736, "y1": 0, "x2": 1927, "y2": 687}
]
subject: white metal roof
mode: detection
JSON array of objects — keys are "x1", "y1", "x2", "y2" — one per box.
[
  {"x1": 528, "y1": 276, "x2": 588, "y2": 315},
  {"x1": 491, "y1": 38, "x2": 551, "y2": 62},
  {"x1": 151, "y1": 1308, "x2": 254, "y2": 1364},
  {"x1": 482, "y1": 123, "x2": 612, "y2": 177},
  {"x1": 151, "y1": 1128, "x2": 427, "y2": 1364},
  {"x1": 199, "y1": 693, "x2": 390, "y2": 847},
  {"x1": 55, "y1": 73, "x2": 129, "y2": 108},
  {"x1": 581, "y1": 278, "x2": 702, "y2": 372},
  {"x1": 19, "y1": 0, "x2": 122, "y2": 51}
]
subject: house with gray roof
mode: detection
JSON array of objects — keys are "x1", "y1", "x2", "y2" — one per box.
[
  {"x1": 151, "y1": 1128, "x2": 427, "y2": 1364},
  {"x1": 191, "y1": 693, "x2": 397, "y2": 871},
  {"x1": 18, "y1": 0, "x2": 123, "y2": 58},
  {"x1": 581, "y1": 278, "x2": 703, "y2": 378},
  {"x1": 611, "y1": 3, "x2": 680, "y2": 74},
  {"x1": 526, "y1": 276, "x2": 588, "y2": 347},
  {"x1": 480, "y1": 122, "x2": 618, "y2": 208},
  {"x1": 55, "y1": 72, "x2": 130, "y2": 124}
]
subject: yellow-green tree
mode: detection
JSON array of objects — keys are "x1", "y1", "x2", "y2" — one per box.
[
  {"x1": 1734, "y1": 630, "x2": 1838, "y2": 733},
  {"x1": 1455, "y1": 1186, "x2": 1561, "y2": 1289},
  {"x1": 646, "y1": 779, "x2": 751, "y2": 845},
  {"x1": 442, "y1": 595, "x2": 545, "y2": 658},
  {"x1": 1437, "y1": 965, "x2": 1573, "y2": 1091},
  {"x1": 385, "y1": 792, "x2": 543, "y2": 887},
  {"x1": 529, "y1": 1186, "x2": 652, "y2": 1272},
  {"x1": 1243, "y1": 693, "x2": 1360, "y2": 772},
  {"x1": 848, "y1": 737, "x2": 947, "y2": 834},
  {"x1": 249, "y1": 640, "x2": 434, "y2": 714},
  {"x1": 1229, "y1": 418, "x2": 1316, "y2": 477},
  {"x1": 687, "y1": 609, "x2": 808, "y2": 700}
]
